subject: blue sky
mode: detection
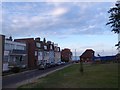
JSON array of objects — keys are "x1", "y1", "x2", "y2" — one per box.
[{"x1": 1, "y1": 1, "x2": 118, "y2": 56}]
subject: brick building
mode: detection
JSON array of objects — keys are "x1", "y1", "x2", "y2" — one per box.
[
  {"x1": 61, "y1": 48, "x2": 72, "y2": 62},
  {"x1": 15, "y1": 37, "x2": 61, "y2": 69},
  {"x1": 15, "y1": 38, "x2": 36, "y2": 69},
  {"x1": 80, "y1": 49, "x2": 95, "y2": 62}
]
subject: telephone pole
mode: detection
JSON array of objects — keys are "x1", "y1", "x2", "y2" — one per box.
[{"x1": 75, "y1": 49, "x2": 77, "y2": 60}]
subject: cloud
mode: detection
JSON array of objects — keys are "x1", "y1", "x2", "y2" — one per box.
[
  {"x1": 2, "y1": 2, "x2": 114, "y2": 38},
  {"x1": 51, "y1": 7, "x2": 68, "y2": 16},
  {"x1": 2, "y1": 2, "x2": 118, "y2": 56}
]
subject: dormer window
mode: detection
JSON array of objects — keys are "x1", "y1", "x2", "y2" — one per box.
[{"x1": 44, "y1": 45, "x2": 47, "y2": 50}]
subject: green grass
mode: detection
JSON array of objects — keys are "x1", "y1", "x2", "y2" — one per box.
[{"x1": 18, "y1": 63, "x2": 119, "y2": 88}]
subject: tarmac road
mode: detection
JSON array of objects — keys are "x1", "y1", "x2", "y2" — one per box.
[{"x1": 2, "y1": 63, "x2": 72, "y2": 89}]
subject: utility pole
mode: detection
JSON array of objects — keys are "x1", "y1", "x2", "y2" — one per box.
[
  {"x1": 102, "y1": 49, "x2": 104, "y2": 56},
  {"x1": 75, "y1": 49, "x2": 77, "y2": 61},
  {"x1": 112, "y1": 47, "x2": 113, "y2": 56}
]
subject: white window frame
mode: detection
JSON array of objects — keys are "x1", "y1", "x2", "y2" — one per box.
[{"x1": 35, "y1": 51, "x2": 37, "y2": 56}]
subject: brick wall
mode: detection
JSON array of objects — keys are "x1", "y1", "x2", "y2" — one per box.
[
  {"x1": 15, "y1": 38, "x2": 36, "y2": 69},
  {"x1": 80, "y1": 49, "x2": 94, "y2": 62}
]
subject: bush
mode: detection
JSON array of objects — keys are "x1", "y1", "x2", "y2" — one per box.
[{"x1": 11, "y1": 67, "x2": 20, "y2": 73}]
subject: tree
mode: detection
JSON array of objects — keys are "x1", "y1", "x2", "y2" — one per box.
[{"x1": 106, "y1": 1, "x2": 120, "y2": 33}]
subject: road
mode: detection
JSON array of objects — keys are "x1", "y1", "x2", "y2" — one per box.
[{"x1": 2, "y1": 63, "x2": 72, "y2": 89}]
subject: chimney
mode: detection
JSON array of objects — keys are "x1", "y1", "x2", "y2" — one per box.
[
  {"x1": 9, "y1": 36, "x2": 13, "y2": 41},
  {"x1": 6, "y1": 36, "x2": 13, "y2": 41},
  {"x1": 43, "y1": 38, "x2": 46, "y2": 43},
  {"x1": 47, "y1": 41, "x2": 51, "y2": 44},
  {"x1": 35, "y1": 37, "x2": 40, "y2": 41}
]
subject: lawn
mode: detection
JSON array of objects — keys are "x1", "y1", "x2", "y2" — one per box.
[{"x1": 18, "y1": 63, "x2": 119, "y2": 88}]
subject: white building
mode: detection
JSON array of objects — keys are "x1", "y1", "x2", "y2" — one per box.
[
  {"x1": 3, "y1": 37, "x2": 27, "y2": 72},
  {"x1": 49, "y1": 44, "x2": 55, "y2": 66},
  {"x1": 5, "y1": 40, "x2": 26, "y2": 51},
  {"x1": 54, "y1": 46, "x2": 61, "y2": 65}
]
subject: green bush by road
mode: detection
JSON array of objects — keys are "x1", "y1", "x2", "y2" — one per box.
[{"x1": 18, "y1": 63, "x2": 119, "y2": 88}]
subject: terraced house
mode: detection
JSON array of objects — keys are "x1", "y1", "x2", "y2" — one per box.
[
  {"x1": 15, "y1": 38, "x2": 36, "y2": 69},
  {"x1": 2, "y1": 35, "x2": 63, "y2": 71},
  {"x1": 47, "y1": 41, "x2": 55, "y2": 67},
  {"x1": 54, "y1": 44, "x2": 61, "y2": 65},
  {"x1": 15, "y1": 37, "x2": 61, "y2": 69},
  {"x1": 3, "y1": 36, "x2": 27, "y2": 72}
]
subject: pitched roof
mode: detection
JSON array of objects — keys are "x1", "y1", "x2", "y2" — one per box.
[{"x1": 80, "y1": 49, "x2": 94, "y2": 58}]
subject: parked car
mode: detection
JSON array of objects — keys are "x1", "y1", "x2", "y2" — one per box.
[
  {"x1": 50, "y1": 62, "x2": 56, "y2": 67},
  {"x1": 75, "y1": 60, "x2": 79, "y2": 63},
  {"x1": 56, "y1": 61, "x2": 61, "y2": 66},
  {"x1": 38, "y1": 64, "x2": 46, "y2": 70},
  {"x1": 46, "y1": 63, "x2": 51, "y2": 68},
  {"x1": 38, "y1": 60, "x2": 47, "y2": 70},
  {"x1": 61, "y1": 62, "x2": 65, "y2": 65}
]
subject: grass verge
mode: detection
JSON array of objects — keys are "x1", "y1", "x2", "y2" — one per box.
[{"x1": 18, "y1": 63, "x2": 119, "y2": 88}]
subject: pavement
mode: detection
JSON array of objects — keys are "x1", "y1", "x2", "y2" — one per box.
[{"x1": 2, "y1": 63, "x2": 72, "y2": 89}]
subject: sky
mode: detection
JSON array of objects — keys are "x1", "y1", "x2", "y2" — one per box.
[{"x1": 1, "y1": 0, "x2": 119, "y2": 56}]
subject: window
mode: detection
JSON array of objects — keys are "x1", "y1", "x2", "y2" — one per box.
[
  {"x1": 35, "y1": 51, "x2": 37, "y2": 56},
  {"x1": 36, "y1": 42, "x2": 41, "y2": 48},
  {"x1": 16, "y1": 45, "x2": 25, "y2": 50},
  {"x1": 5, "y1": 43, "x2": 11, "y2": 50},
  {"x1": 44, "y1": 46, "x2": 47, "y2": 50},
  {"x1": 57, "y1": 48, "x2": 59, "y2": 51},
  {"x1": 4, "y1": 56, "x2": 9, "y2": 62},
  {"x1": 50, "y1": 45, "x2": 53, "y2": 49}
]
